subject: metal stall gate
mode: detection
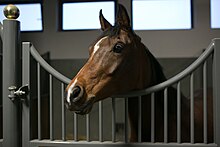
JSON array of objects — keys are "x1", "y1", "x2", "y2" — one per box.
[{"x1": 1, "y1": 4, "x2": 220, "y2": 147}]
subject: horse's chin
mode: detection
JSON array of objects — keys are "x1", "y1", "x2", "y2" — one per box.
[
  {"x1": 69, "y1": 96, "x2": 95, "y2": 115},
  {"x1": 74, "y1": 103, "x2": 93, "y2": 115}
]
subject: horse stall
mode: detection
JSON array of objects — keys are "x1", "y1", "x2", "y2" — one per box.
[{"x1": 1, "y1": 5, "x2": 220, "y2": 147}]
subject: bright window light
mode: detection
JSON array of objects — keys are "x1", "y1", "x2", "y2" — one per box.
[
  {"x1": 210, "y1": 0, "x2": 220, "y2": 28},
  {"x1": 62, "y1": 1, "x2": 115, "y2": 30},
  {"x1": 132, "y1": 0, "x2": 192, "y2": 30},
  {"x1": 0, "y1": 3, "x2": 43, "y2": 31}
]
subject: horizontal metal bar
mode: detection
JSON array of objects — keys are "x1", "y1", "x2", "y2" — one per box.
[
  {"x1": 113, "y1": 42, "x2": 214, "y2": 98},
  {"x1": 30, "y1": 140, "x2": 218, "y2": 147},
  {"x1": 28, "y1": 43, "x2": 71, "y2": 84}
]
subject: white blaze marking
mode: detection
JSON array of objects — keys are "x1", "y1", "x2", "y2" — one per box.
[
  {"x1": 93, "y1": 36, "x2": 108, "y2": 55},
  {"x1": 67, "y1": 37, "x2": 108, "y2": 103},
  {"x1": 67, "y1": 78, "x2": 78, "y2": 103}
]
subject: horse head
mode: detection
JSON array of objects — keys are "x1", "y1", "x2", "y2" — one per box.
[{"x1": 65, "y1": 4, "x2": 153, "y2": 114}]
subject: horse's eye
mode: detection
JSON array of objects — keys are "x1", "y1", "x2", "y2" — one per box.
[{"x1": 113, "y1": 43, "x2": 124, "y2": 53}]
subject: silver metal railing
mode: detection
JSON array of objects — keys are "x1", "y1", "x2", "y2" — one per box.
[
  {"x1": 29, "y1": 43, "x2": 71, "y2": 84},
  {"x1": 21, "y1": 38, "x2": 220, "y2": 147}
]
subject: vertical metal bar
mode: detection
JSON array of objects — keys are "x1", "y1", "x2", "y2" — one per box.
[
  {"x1": 112, "y1": 98, "x2": 116, "y2": 142},
  {"x1": 124, "y1": 98, "x2": 129, "y2": 143},
  {"x1": 86, "y1": 114, "x2": 90, "y2": 142},
  {"x1": 37, "y1": 63, "x2": 41, "y2": 140},
  {"x1": 74, "y1": 113, "x2": 78, "y2": 141},
  {"x1": 164, "y1": 88, "x2": 168, "y2": 143},
  {"x1": 151, "y1": 93, "x2": 155, "y2": 143},
  {"x1": 49, "y1": 74, "x2": 54, "y2": 140},
  {"x1": 99, "y1": 101, "x2": 103, "y2": 142},
  {"x1": 138, "y1": 96, "x2": 142, "y2": 143},
  {"x1": 73, "y1": 113, "x2": 78, "y2": 141},
  {"x1": 177, "y1": 82, "x2": 181, "y2": 143},
  {"x1": 61, "y1": 83, "x2": 66, "y2": 141},
  {"x1": 22, "y1": 42, "x2": 31, "y2": 147},
  {"x1": 213, "y1": 39, "x2": 220, "y2": 146},
  {"x1": 190, "y1": 73, "x2": 194, "y2": 143},
  {"x1": 203, "y1": 61, "x2": 208, "y2": 144},
  {"x1": 0, "y1": 22, "x2": 3, "y2": 39},
  {"x1": 2, "y1": 17, "x2": 21, "y2": 147}
]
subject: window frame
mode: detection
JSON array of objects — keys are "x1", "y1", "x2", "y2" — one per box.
[
  {"x1": 131, "y1": 0, "x2": 193, "y2": 31},
  {"x1": 210, "y1": 0, "x2": 220, "y2": 29},
  {"x1": 59, "y1": 0, "x2": 116, "y2": 31}
]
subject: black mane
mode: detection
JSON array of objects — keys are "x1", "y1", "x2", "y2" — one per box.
[{"x1": 147, "y1": 49, "x2": 167, "y2": 83}]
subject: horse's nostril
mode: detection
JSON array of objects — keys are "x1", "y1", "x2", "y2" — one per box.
[
  {"x1": 70, "y1": 86, "x2": 83, "y2": 102},
  {"x1": 72, "y1": 86, "x2": 81, "y2": 97}
]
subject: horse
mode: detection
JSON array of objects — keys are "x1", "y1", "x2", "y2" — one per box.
[{"x1": 65, "y1": 4, "x2": 213, "y2": 143}]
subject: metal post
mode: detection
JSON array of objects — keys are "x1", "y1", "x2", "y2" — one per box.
[
  {"x1": 22, "y1": 42, "x2": 31, "y2": 147},
  {"x1": 2, "y1": 5, "x2": 21, "y2": 147},
  {"x1": 213, "y1": 38, "x2": 220, "y2": 146}
]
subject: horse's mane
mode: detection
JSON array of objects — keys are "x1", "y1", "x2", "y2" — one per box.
[{"x1": 143, "y1": 45, "x2": 167, "y2": 85}]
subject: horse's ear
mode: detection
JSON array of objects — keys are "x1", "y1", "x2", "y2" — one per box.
[
  {"x1": 116, "y1": 4, "x2": 130, "y2": 28},
  {"x1": 99, "y1": 9, "x2": 112, "y2": 31}
]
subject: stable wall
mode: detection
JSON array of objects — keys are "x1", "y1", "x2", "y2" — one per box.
[{"x1": 20, "y1": 0, "x2": 220, "y2": 59}]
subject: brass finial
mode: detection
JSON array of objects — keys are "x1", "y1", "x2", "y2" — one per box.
[{"x1": 3, "y1": 4, "x2": 20, "y2": 19}]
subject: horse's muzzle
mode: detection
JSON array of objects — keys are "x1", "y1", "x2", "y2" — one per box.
[{"x1": 65, "y1": 85, "x2": 95, "y2": 115}]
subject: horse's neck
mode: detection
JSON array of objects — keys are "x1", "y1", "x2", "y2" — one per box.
[
  {"x1": 147, "y1": 52, "x2": 190, "y2": 112},
  {"x1": 140, "y1": 43, "x2": 189, "y2": 109}
]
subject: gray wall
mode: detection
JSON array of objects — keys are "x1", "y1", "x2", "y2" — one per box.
[{"x1": 20, "y1": 0, "x2": 220, "y2": 59}]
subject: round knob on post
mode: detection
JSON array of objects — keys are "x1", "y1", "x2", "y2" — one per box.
[{"x1": 3, "y1": 4, "x2": 20, "y2": 19}]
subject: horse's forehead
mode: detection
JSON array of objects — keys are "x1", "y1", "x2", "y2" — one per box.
[
  {"x1": 93, "y1": 36, "x2": 108, "y2": 55},
  {"x1": 91, "y1": 29, "x2": 132, "y2": 55}
]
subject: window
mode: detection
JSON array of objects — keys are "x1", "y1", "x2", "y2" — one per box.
[
  {"x1": 132, "y1": 0, "x2": 192, "y2": 30},
  {"x1": 62, "y1": 1, "x2": 115, "y2": 30},
  {"x1": 0, "y1": 3, "x2": 43, "y2": 31},
  {"x1": 210, "y1": 0, "x2": 220, "y2": 29}
]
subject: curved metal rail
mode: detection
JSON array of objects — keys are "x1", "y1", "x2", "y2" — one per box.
[
  {"x1": 30, "y1": 44, "x2": 71, "y2": 84},
  {"x1": 30, "y1": 40, "x2": 214, "y2": 98}
]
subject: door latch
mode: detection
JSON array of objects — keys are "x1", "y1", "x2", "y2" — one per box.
[{"x1": 8, "y1": 84, "x2": 29, "y2": 101}]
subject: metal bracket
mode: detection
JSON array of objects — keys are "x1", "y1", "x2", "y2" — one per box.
[{"x1": 8, "y1": 84, "x2": 29, "y2": 101}]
